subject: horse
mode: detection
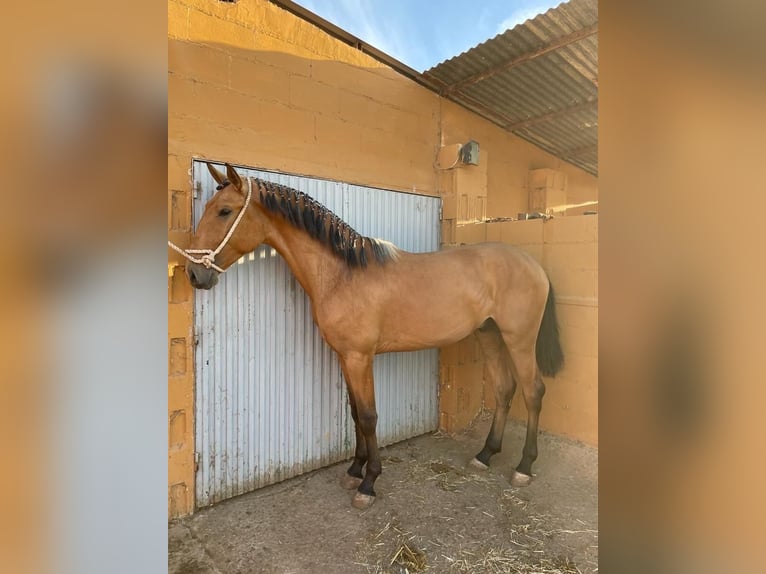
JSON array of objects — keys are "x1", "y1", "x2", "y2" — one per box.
[{"x1": 176, "y1": 162, "x2": 564, "y2": 510}]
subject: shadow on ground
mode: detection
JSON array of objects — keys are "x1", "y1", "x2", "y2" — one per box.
[{"x1": 169, "y1": 414, "x2": 597, "y2": 574}]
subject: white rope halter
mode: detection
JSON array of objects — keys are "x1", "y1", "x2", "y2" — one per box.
[{"x1": 167, "y1": 177, "x2": 253, "y2": 274}]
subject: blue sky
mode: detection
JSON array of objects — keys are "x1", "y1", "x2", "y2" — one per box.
[{"x1": 294, "y1": 0, "x2": 562, "y2": 72}]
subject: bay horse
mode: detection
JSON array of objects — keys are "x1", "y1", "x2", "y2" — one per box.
[{"x1": 179, "y1": 163, "x2": 564, "y2": 510}]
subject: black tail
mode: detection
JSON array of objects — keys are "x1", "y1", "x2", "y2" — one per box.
[{"x1": 536, "y1": 281, "x2": 564, "y2": 377}]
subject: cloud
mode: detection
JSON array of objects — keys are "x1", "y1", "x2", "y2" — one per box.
[{"x1": 496, "y1": 5, "x2": 551, "y2": 34}]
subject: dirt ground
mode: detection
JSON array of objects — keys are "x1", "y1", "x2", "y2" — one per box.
[{"x1": 169, "y1": 413, "x2": 597, "y2": 574}]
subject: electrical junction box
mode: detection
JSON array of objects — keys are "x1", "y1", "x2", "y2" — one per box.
[{"x1": 460, "y1": 140, "x2": 480, "y2": 165}]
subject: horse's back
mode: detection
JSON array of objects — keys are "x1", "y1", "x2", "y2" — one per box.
[
  {"x1": 438, "y1": 242, "x2": 548, "y2": 286},
  {"x1": 330, "y1": 242, "x2": 549, "y2": 352}
]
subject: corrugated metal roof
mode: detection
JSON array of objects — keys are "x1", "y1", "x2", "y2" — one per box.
[{"x1": 424, "y1": 0, "x2": 598, "y2": 176}]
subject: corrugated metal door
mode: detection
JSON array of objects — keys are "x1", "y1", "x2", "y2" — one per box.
[{"x1": 192, "y1": 162, "x2": 441, "y2": 508}]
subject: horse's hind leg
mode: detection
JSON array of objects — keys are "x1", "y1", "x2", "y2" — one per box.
[
  {"x1": 470, "y1": 320, "x2": 517, "y2": 469},
  {"x1": 504, "y1": 344, "x2": 546, "y2": 487}
]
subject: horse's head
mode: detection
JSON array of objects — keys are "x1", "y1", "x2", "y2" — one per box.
[{"x1": 186, "y1": 163, "x2": 267, "y2": 289}]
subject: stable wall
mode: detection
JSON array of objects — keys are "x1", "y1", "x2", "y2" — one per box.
[{"x1": 168, "y1": 0, "x2": 598, "y2": 517}]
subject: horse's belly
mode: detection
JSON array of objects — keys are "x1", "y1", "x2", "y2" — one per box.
[{"x1": 377, "y1": 309, "x2": 481, "y2": 353}]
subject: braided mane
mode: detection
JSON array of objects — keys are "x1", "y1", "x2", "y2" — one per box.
[{"x1": 254, "y1": 178, "x2": 398, "y2": 268}]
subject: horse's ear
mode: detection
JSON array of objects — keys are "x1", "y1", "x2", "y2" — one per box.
[
  {"x1": 225, "y1": 163, "x2": 243, "y2": 190},
  {"x1": 207, "y1": 163, "x2": 226, "y2": 186}
]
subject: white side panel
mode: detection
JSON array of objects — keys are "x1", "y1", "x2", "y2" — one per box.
[{"x1": 193, "y1": 163, "x2": 441, "y2": 508}]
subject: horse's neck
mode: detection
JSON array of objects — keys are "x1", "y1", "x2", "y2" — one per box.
[{"x1": 264, "y1": 217, "x2": 344, "y2": 302}]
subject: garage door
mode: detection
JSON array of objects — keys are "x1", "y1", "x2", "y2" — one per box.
[{"x1": 193, "y1": 162, "x2": 441, "y2": 507}]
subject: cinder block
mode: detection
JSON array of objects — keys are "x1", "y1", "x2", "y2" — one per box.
[
  {"x1": 290, "y1": 75, "x2": 340, "y2": 114},
  {"x1": 487, "y1": 185, "x2": 527, "y2": 220},
  {"x1": 474, "y1": 196, "x2": 487, "y2": 221},
  {"x1": 556, "y1": 303, "x2": 598, "y2": 330},
  {"x1": 544, "y1": 215, "x2": 598, "y2": 244},
  {"x1": 546, "y1": 243, "x2": 597, "y2": 273},
  {"x1": 188, "y1": 8, "x2": 255, "y2": 50},
  {"x1": 169, "y1": 482, "x2": 189, "y2": 517},
  {"x1": 338, "y1": 88, "x2": 375, "y2": 126},
  {"x1": 350, "y1": 68, "x2": 427, "y2": 108},
  {"x1": 358, "y1": 127, "x2": 417, "y2": 163},
  {"x1": 499, "y1": 219, "x2": 544, "y2": 245},
  {"x1": 252, "y1": 36, "x2": 312, "y2": 77},
  {"x1": 168, "y1": 370, "x2": 192, "y2": 413},
  {"x1": 560, "y1": 325, "x2": 598, "y2": 358},
  {"x1": 169, "y1": 40, "x2": 230, "y2": 87},
  {"x1": 168, "y1": 1, "x2": 190, "y2": 40},
  {"x1": 255, "y1": 101, "x2": 315, "y2": 142},
  {"x1": 455, "y1": 161, "x2": 488, "y2": 202},
  {"x1": 486, "y1": 222, "x2": 502, "y2": 242},
  {"x1": 441, "y1": 219, "x2": 456, "y2": 245},
  {"x1": 169, "y1": 410, "x2": 187, "y2": 448},
  {"x1": 230, "y1": 56, "x2": 290, "y2": 103},
  {"x1": 170, "y1": 190, "x2": 190, "y2": 232},
  {"x1": 529, "y1": 187, "x2": 567, "y2": 213},
  {"x1": 455, "y1": 222, "x2": 487, "y2": 245},
  {"x1": 441, "y1": 193, "x2": 457, "y2": 219},
  {"x1": 169, "y1": 267, "x2": 192, "y2": 304},
  {"x1": 169, "y1": 338, "x2": 187, "y2": 375},
  {"x1": 183, "y1": 81, "x2": 260, "y2": 129},
  {"x1": 517, "y1": 243, "x2": 544, "y2": 264},
  {"x1": 548, "y1": 269, "x2": 597, "y2": 300},
  {"x1": 168, "y1": 154, "x2": 191, "y2": 192},
  {"x1": 314, "y1": 114, "x2": 362, "y2": 149},
  {"x1": 311, "y1": 61, "x2": 362, "y2": 88},
  {"x1": 167, "y1": 73, "x2": 198, "y2": 116},
  {"x1": 528, "y1": 168, "x2": 568, "y2": 190}
]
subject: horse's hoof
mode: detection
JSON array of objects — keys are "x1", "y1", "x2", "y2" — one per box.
[
  {"x1": 340, "y1": 473, "x2": 363, "y2": 490},
  {"x1": 510, "y1": 470, "x2": 533, "y2": 487},
  {"x1": 351, "y1": 492, "x2": 376, "y2": 510},
  {"x1": 468, "y1": 457, "x2": 489, "y2": 471}
]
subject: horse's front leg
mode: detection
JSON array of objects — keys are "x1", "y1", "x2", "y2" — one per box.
[
  {"x1": 339, "y1": 352, "x2": 380, "y2": 509},
  {"x1": 339, "y1": 391, "x2": 366, "y2": 490}
]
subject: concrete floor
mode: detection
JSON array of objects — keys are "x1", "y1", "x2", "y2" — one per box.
[{"x1": 169, "y1": 414, "x2": 597, "y2": 574}]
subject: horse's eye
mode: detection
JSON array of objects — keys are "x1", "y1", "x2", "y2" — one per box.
[{"x1": 218, "y1": 207, "x2": 232, "y2": 217}]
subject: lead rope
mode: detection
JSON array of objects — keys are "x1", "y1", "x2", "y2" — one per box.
[{"x1": 167, "y1": 177, "x2": 253, "y2": 274}]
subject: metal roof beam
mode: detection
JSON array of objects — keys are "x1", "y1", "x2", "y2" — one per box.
[
  {"x1": 505, "y1": 98, "x2": 597, "y2": 131},
  {"x1": 441, "y1": 23, "x2": 598, "y2": 95}
]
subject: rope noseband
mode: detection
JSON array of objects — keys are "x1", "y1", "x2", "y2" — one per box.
[{"x1": 167, "y1": 177, "x2": 253, "y2": 274}]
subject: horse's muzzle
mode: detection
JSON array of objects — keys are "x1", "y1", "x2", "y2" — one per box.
[{"x1": 187, "y1": 263, "x2": 220, "y2": 290}]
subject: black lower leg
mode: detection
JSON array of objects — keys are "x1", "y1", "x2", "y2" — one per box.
[
  {"x1": 474, "y1": 388, "x2": 513, "y2": 466},
  {"x1": 347, "y1": 402, "x2": 367, "y2": 479},
  {"x1": 515, "y1": 378, "x2": 545, "y2": 476},
  {"x1": 357, "y1": 413, "x2": 380, "y2": 496},
  {"x1": 475, "y1": 416, "x2": 506, "y2": 466},
  {"x1": 347, "y1": 424, "x2": 367, "y2": 479}
]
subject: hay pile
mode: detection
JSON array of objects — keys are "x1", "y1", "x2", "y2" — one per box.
[{"x1": 352, "y1": 453, "x2": 597, "y2": 574}]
